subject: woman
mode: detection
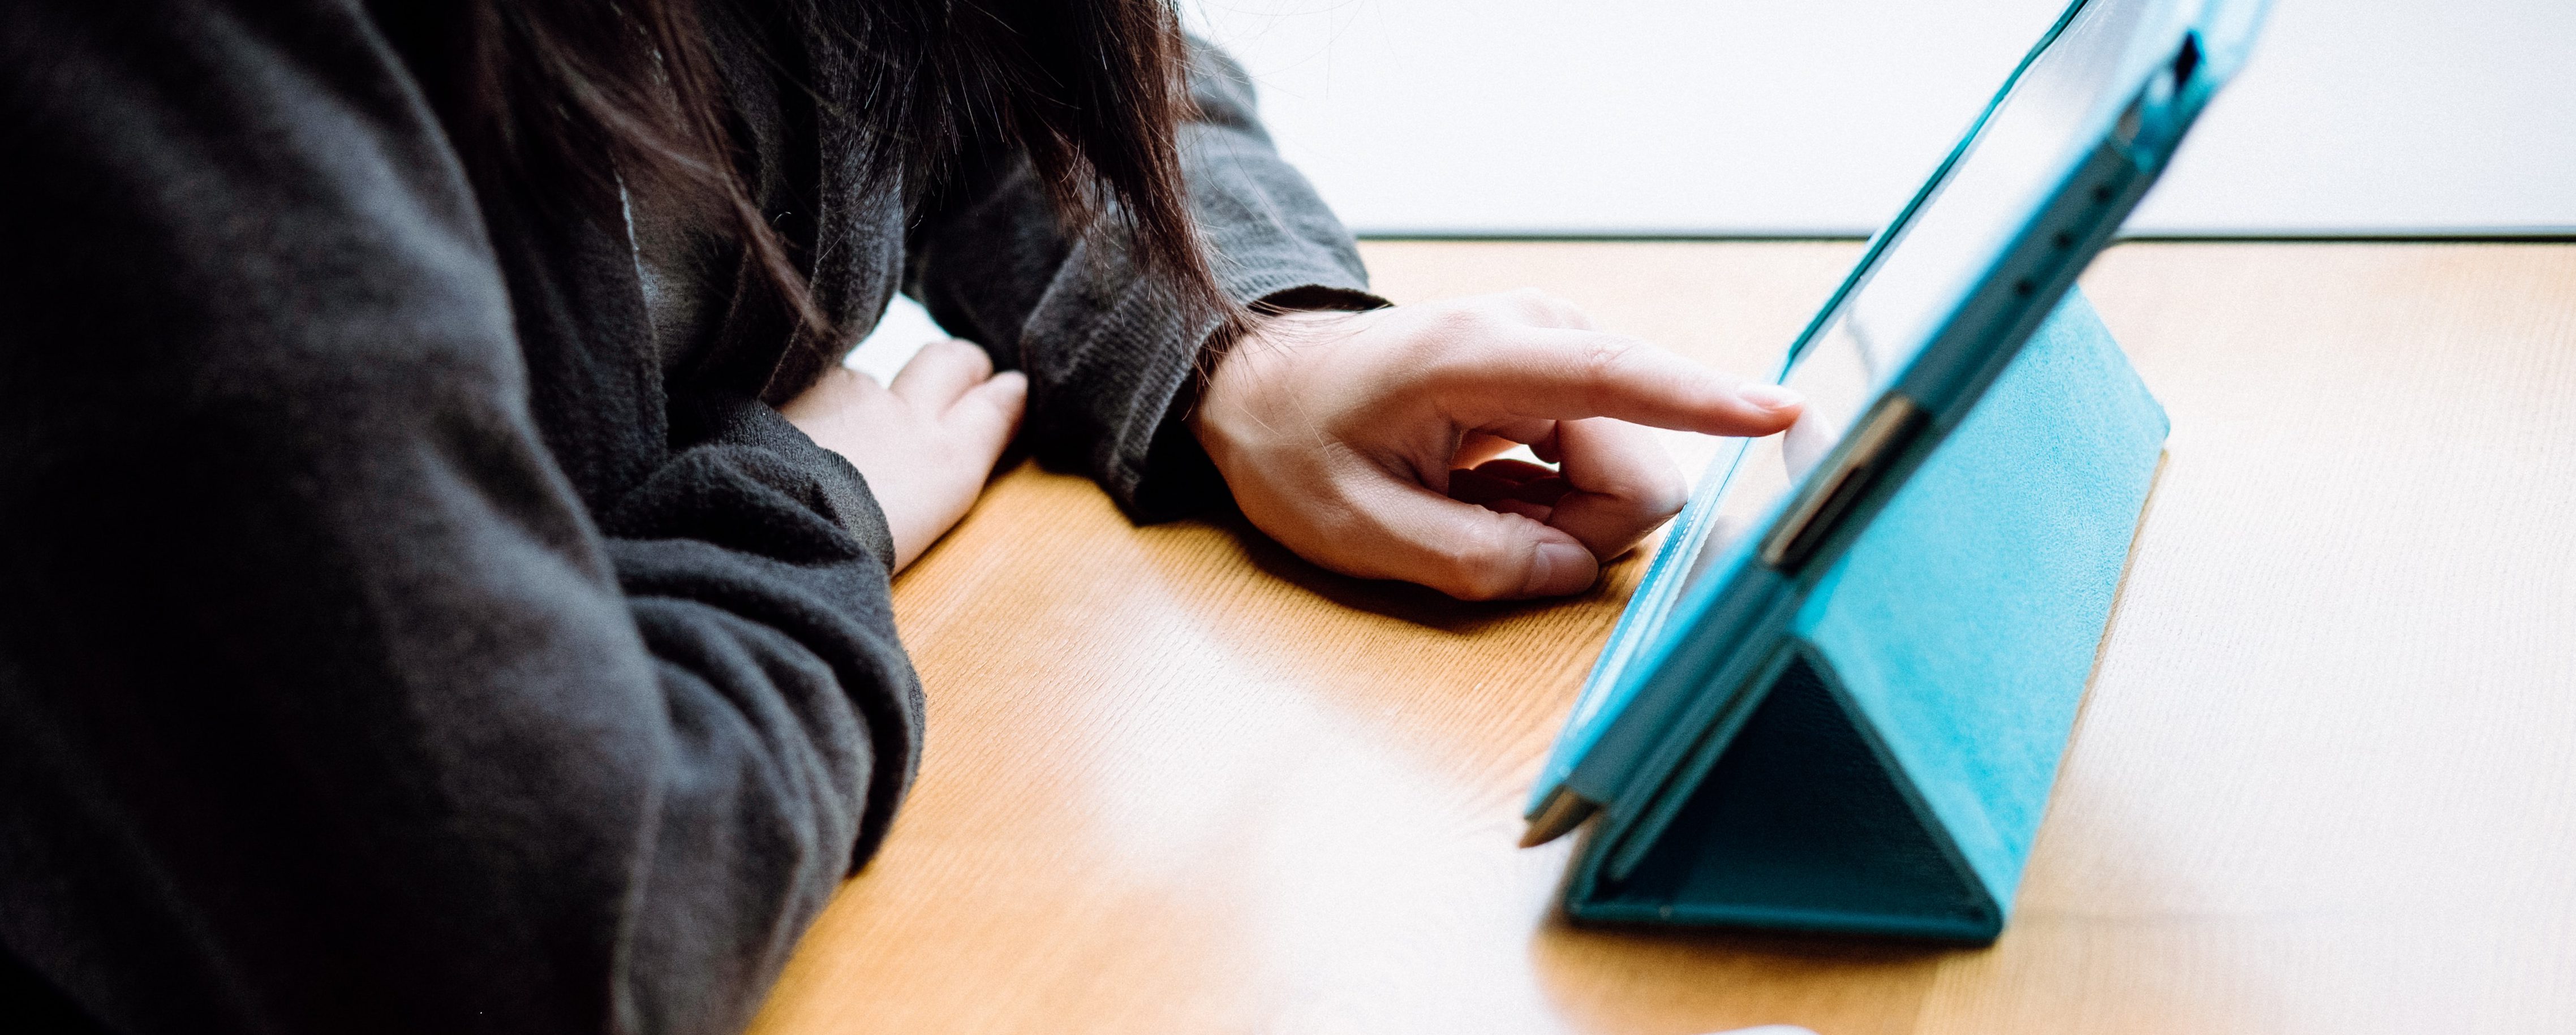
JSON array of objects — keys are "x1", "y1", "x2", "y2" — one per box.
[{"x1": 0, "y1": 0, "x2": 1799, "y2": 1032}]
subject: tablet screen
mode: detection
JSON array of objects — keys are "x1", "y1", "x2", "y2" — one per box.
[{"x1": 1674, "y1": 0, "x2": 2156, "y2": 600}]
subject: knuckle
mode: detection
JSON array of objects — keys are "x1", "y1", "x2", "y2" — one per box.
[
  {"x1": 1433, "y1": 521, "x2": 1523, "y2": 600},
  {"x1": 1569, "y1": 335, "x2": 1641, "y2": 399},
  {"x1": 1406, "y1": 312, "x2": 1496, "y2": 386}
]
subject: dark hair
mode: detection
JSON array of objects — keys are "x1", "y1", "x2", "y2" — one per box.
[{"x1": 448, "y1": 0, "x2": 1230, "y2": 337}]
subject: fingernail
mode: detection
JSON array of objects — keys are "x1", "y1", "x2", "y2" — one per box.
[
  {"x1": 1739, "y1": 384, "x2": 1803, "y2": 410},
  {"x1": 1526, "y1": 541, "x2": 1600, "y2": 597}
]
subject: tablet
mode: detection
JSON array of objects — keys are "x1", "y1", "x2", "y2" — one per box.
[{"x1": 1524, "y1": 0, "x2": 2267, "y2": 845}]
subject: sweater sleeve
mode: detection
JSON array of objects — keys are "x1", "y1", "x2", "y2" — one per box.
[
  {"x1": 0, "y1": 3, "x2": 911, "y2": 1034},
  {"x1": 906, "y1": 37, "x2": 1386, "y2": 521}
]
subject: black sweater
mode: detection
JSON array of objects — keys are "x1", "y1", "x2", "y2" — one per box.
[{"x1": 0, "y1": 2, "x2": 1371, "y2": 1033}]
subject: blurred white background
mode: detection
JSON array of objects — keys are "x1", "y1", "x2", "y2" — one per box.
[
  {"x1": 1181, "y1": 0, "x2": 2576, "y2": 236},
  {"x1": 855, "y1": 0, "x2": 2574, "y2": 372}
]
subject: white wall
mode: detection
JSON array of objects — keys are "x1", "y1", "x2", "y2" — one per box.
[
  {"x1": 852, "y1": 0, "x2": 2572, "y2": 373},
  {"x1": 1182, "y1": 0, "x2": 2576, "y2": 236}
]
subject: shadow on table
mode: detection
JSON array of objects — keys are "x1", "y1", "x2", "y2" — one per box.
[
  {"x1": 1529, "y1": 912, "x2": 1958, "y2": 1034},
  {"x1": 1207, "y1": 511, "x2": 1626, "y2": 636}
]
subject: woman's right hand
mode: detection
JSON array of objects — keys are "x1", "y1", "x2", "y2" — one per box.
[
  {"x1": 782, "y1": 340, "x2": 1027, "y2": 572},
  {"x1": 1190, "y1": 292, "x2": 1801, "y2": 601}
]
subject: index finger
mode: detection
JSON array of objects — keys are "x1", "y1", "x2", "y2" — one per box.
[{"x1": 1430, "y1": 327, "x2": 1803, "y2": 437}]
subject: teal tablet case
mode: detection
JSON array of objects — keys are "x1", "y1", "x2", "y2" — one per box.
[{"x1": 1560, "y1": 290, "x2": 2164, "y2": 943}]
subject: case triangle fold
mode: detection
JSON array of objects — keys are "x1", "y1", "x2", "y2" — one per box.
[{"x1": 1561, "y1": 290, "x2": 2166, "y2": 943}]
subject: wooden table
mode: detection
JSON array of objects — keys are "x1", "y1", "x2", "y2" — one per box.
[{"x1": 747, "y1": 241, "x2": 2576, "y2": 1034}]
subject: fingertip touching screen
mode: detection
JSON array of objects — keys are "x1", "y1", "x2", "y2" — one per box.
[{"x1": 1671, "y1": 0, "x2": 2162, "y2": 603}]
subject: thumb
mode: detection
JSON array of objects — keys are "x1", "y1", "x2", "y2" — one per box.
[{"x1": 1345, "y1": 478, "x2": 1601, "y2": 600}]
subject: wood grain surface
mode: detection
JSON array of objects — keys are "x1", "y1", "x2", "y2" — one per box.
[{"x1": 745, "y1": 241, "x2": 2576, "y2": 1034}]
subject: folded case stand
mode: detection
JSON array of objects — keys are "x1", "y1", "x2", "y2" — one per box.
[{"x1": 1563, "y1": 291, "x2": 2166, "y2": 943}]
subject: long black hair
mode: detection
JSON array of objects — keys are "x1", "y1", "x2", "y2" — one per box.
[{"x1": 442, "y1": 0, "x2": 1229, "y2": 335}]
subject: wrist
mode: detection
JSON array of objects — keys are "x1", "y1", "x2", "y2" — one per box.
[{"x1": 1189, "y1": 307, "x2": 1360, "y2": 467}]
